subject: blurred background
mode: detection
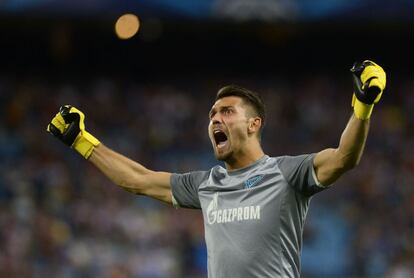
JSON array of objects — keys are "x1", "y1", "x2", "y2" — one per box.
[{"x1": 1, "y1": 0, "x2": 414, "y2": 277}]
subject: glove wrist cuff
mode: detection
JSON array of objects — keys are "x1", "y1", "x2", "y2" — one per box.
[
  {"x1": 73, "y1": 131, "x2": 101, "y2": 159},
  {"x1": 352, "y1": 94, "x2": 374, "y2": 120}
]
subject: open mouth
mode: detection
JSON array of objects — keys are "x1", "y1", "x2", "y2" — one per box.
[{"x1": 214, "y1": 130, "x2": 228, "y2": 148}]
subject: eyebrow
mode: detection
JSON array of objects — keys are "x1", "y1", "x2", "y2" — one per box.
[{"x1": 209, "y1": 105, "x2": 234, "y2": 118}]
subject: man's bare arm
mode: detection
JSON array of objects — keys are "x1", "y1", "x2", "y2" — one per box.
[
  {"x1": 314, "y1": 115, "x2": 369, "y2": 186},
  {"x1": 89, "y1": 144, "x2": 173, "y2": 204},
  {"x1": 313, "y1": 60, "x2": 386, "y2": 186},
  {"x1": 46, "y1": 105, "x2": 173, "y2": 205}
]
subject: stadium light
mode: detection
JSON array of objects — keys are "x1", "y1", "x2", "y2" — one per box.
[{"x1": 115, "y1": 13, "x2": 140, "y2": 40}]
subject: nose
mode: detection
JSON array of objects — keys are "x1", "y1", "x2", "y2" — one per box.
[
  {"x1": 210, "y1": 113, "x2": 222, "y2": 125},
  {"x1": 212, "y1": 119, "x2": 221, "y2": 125}
]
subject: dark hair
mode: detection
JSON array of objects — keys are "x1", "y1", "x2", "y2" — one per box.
[{"x1": 216, "y1": 84, "x2": 266, "y2": 136}]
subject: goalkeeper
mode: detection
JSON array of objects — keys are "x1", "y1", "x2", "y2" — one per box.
[{"x1": 47, "y1": 60, "x2": 386, "y2": 278}]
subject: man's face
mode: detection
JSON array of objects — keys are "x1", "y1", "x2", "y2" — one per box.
[{"x1": 208, "y1": 96, "x2": 252, "y2": 161}]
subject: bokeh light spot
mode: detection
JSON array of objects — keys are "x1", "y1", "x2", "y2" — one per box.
[{"x1": 115, "y1": 13, "x2": 140, "y2": 40}]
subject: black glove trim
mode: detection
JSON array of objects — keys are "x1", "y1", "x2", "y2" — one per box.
[
  {"x1": 58, "y1": 105, "x2": 81, "y2": 146},
  {"x1": 350, "y1": 61, "x2": 381, "y2": 104},
  {"x1": 48, "y1": 123, "x2": 63, "y2": 140}
]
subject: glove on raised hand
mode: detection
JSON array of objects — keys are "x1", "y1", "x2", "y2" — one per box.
[
  {"x1": 350, "y1": 60, "x2": 386, "y2": 120},
  {"x1": 47, "y1": 105, "x2": 100, "y2": 159}
]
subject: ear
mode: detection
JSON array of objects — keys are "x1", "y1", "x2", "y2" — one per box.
[{"x1": 248, "y1": 117, "x2": 262, "y2": 135}]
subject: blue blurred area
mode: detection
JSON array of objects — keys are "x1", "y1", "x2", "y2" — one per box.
[
  {"x1": 2, "y1": 0, "x2": 414, "y2": 20},
  {"x1": 301, "y1": 204, "x2": 352, "y2": 276}
]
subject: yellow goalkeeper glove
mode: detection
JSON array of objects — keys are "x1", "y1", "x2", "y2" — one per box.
[
  {"x1": 47, "y1": 105, "x2": 100, "y2": 159},
  {"x1": 350, "y1": 60, "x2": 386, "y2": 120}
]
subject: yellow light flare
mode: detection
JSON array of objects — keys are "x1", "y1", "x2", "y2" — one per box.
[{"x1": 115, "y1": 13, "x2": 140, "y2": 40}]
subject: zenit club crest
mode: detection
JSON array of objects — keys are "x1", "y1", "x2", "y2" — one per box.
[{"x1": 244, "y1": 175, "x2": 264, "y2": 189}]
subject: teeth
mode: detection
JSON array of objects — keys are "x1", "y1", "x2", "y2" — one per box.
[{"x1": 217, "y1": 141, "x2": 227, "y2": 148}]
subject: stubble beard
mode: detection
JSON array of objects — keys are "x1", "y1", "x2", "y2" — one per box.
[{"x1": 214, "y1": 148, "x2": 235, "y2": 164}]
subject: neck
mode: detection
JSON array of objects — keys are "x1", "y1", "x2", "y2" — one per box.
[{"x1": 224, "y1": 141, "x2": 265, "y2": 171}]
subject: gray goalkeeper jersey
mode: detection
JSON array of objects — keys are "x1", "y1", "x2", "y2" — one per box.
[{"x1": 170, "y1": 154, "x2": 326, "y2": 278}]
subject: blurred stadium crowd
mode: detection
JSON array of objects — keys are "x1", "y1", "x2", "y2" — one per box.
[{"x1": 0, "y1": 72, "x2": 413, "y2": 278}]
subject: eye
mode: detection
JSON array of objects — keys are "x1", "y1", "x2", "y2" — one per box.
[{"x1": 223, "y1": 108, "x2": 233, "y2": 115}]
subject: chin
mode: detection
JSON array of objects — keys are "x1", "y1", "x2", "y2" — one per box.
[{"x1": 215, "y1": 150, "x2": 233, "y2": 162}]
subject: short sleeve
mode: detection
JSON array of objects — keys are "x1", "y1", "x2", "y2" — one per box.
[
  {"x1": 170, "y1": 171, "x2": 209, "y2": 209},
  {"x1": 277, "y1": 154, "x2": 325, "y2": 197}
]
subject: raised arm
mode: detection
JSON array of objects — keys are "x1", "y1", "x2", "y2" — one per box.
[
  {"x1": 90, "y1": 144, "x2": 172, "y2": 203},
  {"x1": 313, "y1": 60, "x2": 387, "y2": 186},
  {"x1": 47, "y1": 105, "x2": 173, "y2": 204},
  {"x1": 313, "y1": 115, "x2": 369, "y2": 185}
]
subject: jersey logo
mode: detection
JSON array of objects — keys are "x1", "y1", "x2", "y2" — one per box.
[
  {"x1": 244, "y1": 175, "x2": 264, "y2": 189},
  {"x1": 206, "y1": 192, "x2": 261, "y2": 225},
  {"x1": 206, "y1": 193, "x2": 219, "y2": 224}
]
